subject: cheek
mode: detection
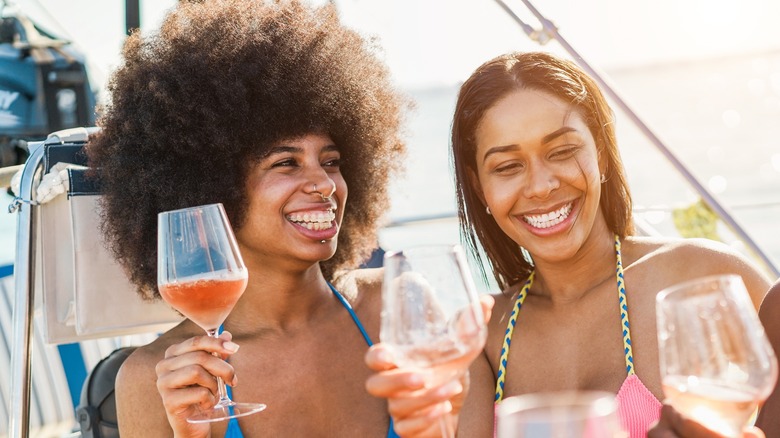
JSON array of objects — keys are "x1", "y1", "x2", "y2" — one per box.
[
  {"x1": 482, "y1": 178, "x2": 518, "y2": 212},
  {"x1": 567, "y1": 155, "x2": 601, "y2": 186}
]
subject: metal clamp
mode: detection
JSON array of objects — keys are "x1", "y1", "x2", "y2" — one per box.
[{"x1": 8, "y1": 196, "x2": 38, "y2": 214}]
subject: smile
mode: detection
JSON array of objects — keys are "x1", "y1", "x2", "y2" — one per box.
[
  {"x1": 522, "y1": 203, "x2": 573, "y2": 229},
  {"x1": 286, "y1": 210, "x2": 336, "y2": 231}
]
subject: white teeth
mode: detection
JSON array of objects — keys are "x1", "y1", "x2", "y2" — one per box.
[
  {"x1": 287, "y1": 210, "x2": 336, "y2": 228},
  {"x1": 522, "y1": 203, "x2": 572, "y2": 229}
]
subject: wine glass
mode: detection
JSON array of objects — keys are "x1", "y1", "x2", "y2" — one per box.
[
  {"x1": 656, "y1": 274, "x2": 778, "y2": 437},
  {"x1": 380, "y1": 244, "x2": 487, "y2": 438},
  {"x1": 496, "y1": 390, "x2": 625, "y2": 438},
  {"x1": 157, "y1": 203, "x2": 266, "y2": 423}
]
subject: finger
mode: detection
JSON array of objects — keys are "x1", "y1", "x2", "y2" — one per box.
[
  {"x1": 164, "y1": 334, "x2": 240, "y2": 359},
  {"x1": 156, "y1": 350, "x2": 238, "y2": 388},
  {"x1": 653, "y1": 404, "x2": 726, "y2": 438},
  {"x1": 365, "y1": 344, "x2": 399, "y2": 372},
  {"x1": 366, "y1": 369, "x2": 426, "y2": 398},
  {"x1": 391, "y1": 403, "x2": 453, "y2": 437},
  {"x1": 158, "y1": 382, "x2": 217, "y2": 416},
  {"x1": 387, "y1": 380, "x2": 463, "y2": 421},
  {"x1": 743, "y1": 427, "x2": 766, "y2": 438},
  {"x1": 480, "y1": 294, "x2": 495, "y2": 322}
]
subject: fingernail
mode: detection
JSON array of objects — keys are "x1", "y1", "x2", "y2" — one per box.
[
  {"x1": 223, "y1": 341, "x2": 240, "y2": 353},
  {"x1": 376, "y1": 349, "x2": 394, "y2": 364}
]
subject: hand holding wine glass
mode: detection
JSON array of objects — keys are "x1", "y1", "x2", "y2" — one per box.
[
  {"x1": 157, "y1": 203, "x2": 266, "y2": 423},
  {"x1": 656, "y1": 274, "x2": 778, "y2": 437},
  {"x1": 380, "y1": 244, "x2": 488, "y2": 437}
]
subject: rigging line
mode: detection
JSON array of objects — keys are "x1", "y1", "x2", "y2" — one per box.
[
  {"x1": 492, "y1": 0, "x2": 779, "y2": 278},
  {"x1": 23, "y1": 0, "x2": 72, "y2": 39}
]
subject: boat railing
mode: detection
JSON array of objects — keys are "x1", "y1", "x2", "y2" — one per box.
[{"x1": 7, "y1": 127, "x2": 181, "y2": 438}]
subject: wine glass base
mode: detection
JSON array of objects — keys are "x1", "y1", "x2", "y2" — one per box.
[{"x1": 187, "y1": 402, "x2": 267, "y2": 424}]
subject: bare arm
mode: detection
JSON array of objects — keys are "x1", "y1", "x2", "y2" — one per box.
[
  {"x1": 456, "y1": 350, "x2": 495, "y2": 437},
  {"x1": 116, "y1": 332, "x2": 240, "y2": 438},
  {"x1": 755, "y1": 279, "x2": 780, "y2": 436},
  {"x1": 116, "y1": 347, "x2": 177, "y2": 437}
]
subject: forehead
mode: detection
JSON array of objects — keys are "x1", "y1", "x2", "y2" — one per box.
[{"x1": 474, "y1": 89, "x2": 589, "y2": 152}]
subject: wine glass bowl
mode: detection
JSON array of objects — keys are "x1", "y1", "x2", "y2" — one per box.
[
  {"x1": 380, "y1": 244, "x2": 487, "y2": 436},
  {"x1": 496, "y1": 390, "x2": 625, "y2": 438},
  {"x1": 157, "y1": 203, "x2": 266, "y2": 423},
  {"x1": 656, "y1": 274, "x2": 778, "y2": 437}
]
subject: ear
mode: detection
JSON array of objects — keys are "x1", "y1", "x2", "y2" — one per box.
[{"x1": 468, "y1": 168, "x2": 487, "y2": 207}]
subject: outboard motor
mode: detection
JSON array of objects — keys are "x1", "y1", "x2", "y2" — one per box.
[{"x1": 0, "y1": 2, "x2": 96, "y2": 168}]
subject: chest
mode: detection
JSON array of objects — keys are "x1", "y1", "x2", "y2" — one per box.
[
  {"x1": 488, "y1": 271, "x2": 664, "y2": 399},
  {"x1": 212, "y1": 310, "x2": 389, "y2": 436}
]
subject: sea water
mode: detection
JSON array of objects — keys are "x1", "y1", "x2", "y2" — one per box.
[
  {"x1": 2, "y1": 52, "x2": 780, "y2": 285},
  {"x1": 381, "y1": 51, "x2": 780, "y2": 292}
]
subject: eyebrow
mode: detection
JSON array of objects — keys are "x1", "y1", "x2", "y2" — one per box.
[
  {"x1": 266, "y1": 143, "x2": 339, "y2": 156},
  {"x1": 482, "y1": 126, "x2": 578, "y2": 162}
]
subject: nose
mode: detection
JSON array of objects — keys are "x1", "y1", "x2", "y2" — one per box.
[
  {"x1": 305, "y1": 169, "x2": 337, "y2": 200},
  {"x1": 522, "y1": 162, "x2": 559, "y2": 199}
]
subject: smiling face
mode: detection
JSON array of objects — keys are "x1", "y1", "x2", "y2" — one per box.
[
  {"x1": 235, "y1": 133, "x2": 347, "y2": 270},
  {"x1": 473, "y1": 88, "x2": 608, "y2": 263}
]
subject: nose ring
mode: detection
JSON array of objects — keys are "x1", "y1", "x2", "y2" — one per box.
[{"x1": 312, "y1": 182, "x2": 336, "y2": 201}]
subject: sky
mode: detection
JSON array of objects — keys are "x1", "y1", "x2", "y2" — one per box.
[
  {"x1": 13, "y1": 0, "x2": 780, "y2": 93},
  {"x1": 3, "y1": 0, "x2": 780, "y2": 267}
]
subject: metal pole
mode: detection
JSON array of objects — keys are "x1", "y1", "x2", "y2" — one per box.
[
  {"x1": 8, "y1": 142, "x2": 44, "y2": 438},
  {"x1": 495, "y1": 0, "x2": 779, "y2": 278},
  {"x1": 125, "y1": 0, "x2": 140, "y2": 35}
]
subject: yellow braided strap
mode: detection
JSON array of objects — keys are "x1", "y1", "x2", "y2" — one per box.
[
  {"x1": 494, "y1": 272, "x2": 534, "y2": 403},
  {"x1": 615, "y1": 235, "x2": 635, "y2": 375}
]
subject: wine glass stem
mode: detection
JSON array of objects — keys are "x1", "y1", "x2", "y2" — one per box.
[
  {"x1": 206, "y1": 329, "x2": 234, "y2": 408},
  {"x1": 439, "y1": 408, "x2": 454, "y2": 438}
]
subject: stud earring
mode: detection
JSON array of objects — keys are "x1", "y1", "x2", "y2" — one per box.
[
  {"x1": 600, "y1": 173, "x2": 606, "y2": 184},
  {"x1": 486, "y1": 206, "x2": 492, "y2": 215}
]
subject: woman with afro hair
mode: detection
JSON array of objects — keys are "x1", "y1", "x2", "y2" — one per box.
[{"x1": 87, "y1": 1, "x2": 470, "y2": 436}]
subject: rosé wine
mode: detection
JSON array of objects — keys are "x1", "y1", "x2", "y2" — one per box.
[
  {"x1": 663, "y1": 375, "x2": 761, "y2": 437},
  {"x1": 160, "y1": 275, "x2": 247, "y2": 331}
]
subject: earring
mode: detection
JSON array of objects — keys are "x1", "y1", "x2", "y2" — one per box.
[
  {"x1": 600, "y1": 173, "x2": 606, "y2": 184},
  {"x1": 486, "y1": 206, "x2": 492, "y2": 215}
]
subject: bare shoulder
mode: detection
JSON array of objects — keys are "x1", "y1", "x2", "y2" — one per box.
[
  {"x1": 114, "y1": 325, "x2": 192, "y2": 436},
  {"x1": 333, "y1": 267, "x2": 383, "y2": 310},
  {"x1": 624, "y1": 236, "x2": 772, "y2": 307},
  {"x1": 483, "y1": 282, "x2": 522, "y2": 366},
  {"x1": 117, "y1": 327, "x2": 184, "y2": 388},
  {"x1": 760, "y1": 279, "x2": 780, "y2": 320}
]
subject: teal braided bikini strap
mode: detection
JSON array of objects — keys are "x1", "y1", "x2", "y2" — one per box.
[
  {"x1": 493, "y1": 235, "x2": 632, "y2": 403},
  {"x1": 615, "y1": 235, "x2": 635, "y2": 375},
  {"x1": 494, "y1": 272, "x2": 533, "y2": 403}
]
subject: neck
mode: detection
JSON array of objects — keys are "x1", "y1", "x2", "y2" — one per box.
[
  {"x1": 225, "y1": 261, "x2": 334, "y2": 333},
  {"x1": 531, "y1": 231, "x2": 617, "y2": 304}
]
